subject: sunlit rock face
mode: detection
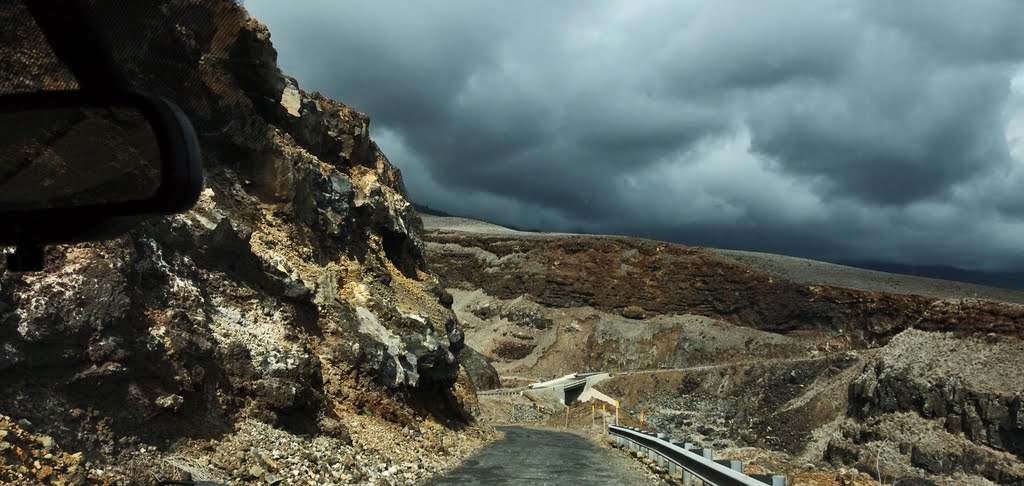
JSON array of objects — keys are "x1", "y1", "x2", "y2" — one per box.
[{"x1": 0, "y1": 1, "x2": 493, "y2": 480}]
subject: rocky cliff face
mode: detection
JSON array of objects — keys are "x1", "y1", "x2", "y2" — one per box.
[
  {"x1": 425, "y1": 231, "x2": 1024, "y2": 345},
  {"x1": 0, "y1": 1, "x2": 494, "y2": 483},
  {"x1": 829, "y1": 330, "x2": 1024, "y2": 483}
]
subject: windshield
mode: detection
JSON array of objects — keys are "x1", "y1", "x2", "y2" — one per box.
[{"x1": 1, "y1": 1, "x2": 1022, "y2": 486}]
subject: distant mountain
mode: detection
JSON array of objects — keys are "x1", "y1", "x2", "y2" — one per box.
[
  {"x1": 411, "y1": 203, "x2": 547, "y2": 233},
  {"x1": 836, "y1": 260, "x2": 1024, "y2": 291},
  {"x1": 412, "y1": 203, "x2": 454, "y2": 217}
]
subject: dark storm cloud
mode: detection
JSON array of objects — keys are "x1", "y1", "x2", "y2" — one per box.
[{"x1": 246, "y1": 0, "x2": 1024, "y2": 270}]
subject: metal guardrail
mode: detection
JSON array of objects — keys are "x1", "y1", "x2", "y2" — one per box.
[
  {"x1": 477, "y1": 388, "x2": 524, "y2": 396},
  {"x1": 608, "y1": 425, "x2": 786, "y2": 486}
]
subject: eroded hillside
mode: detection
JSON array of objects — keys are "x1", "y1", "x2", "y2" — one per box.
[
  {"x1": 423, "y1": 215, "x2": 1024, "y2": 485},
  {"x1": 0, "y1": 2, "x2": 495, "y2": 484}
]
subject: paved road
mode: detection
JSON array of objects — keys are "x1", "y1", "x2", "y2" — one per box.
[{"x1": 433, "y1": 426, "x2": 650, "y2": 485}]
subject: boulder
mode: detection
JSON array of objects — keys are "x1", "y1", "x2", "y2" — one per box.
[
  {"x1": 622, "y1": 306, "x2": 647, "y2": 320},
  {"x1": 456, "y1": 346, "x2": 500, "y2": 391}
]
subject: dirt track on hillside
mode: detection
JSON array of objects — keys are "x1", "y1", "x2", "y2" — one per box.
[{"x1": 715, "y1": 249, "x2": 1024, "y2": 304}]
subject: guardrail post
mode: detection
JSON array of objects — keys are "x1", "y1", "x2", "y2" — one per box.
[
  {"x1": 682, "y1": 470, "x2": 693, "y2": 485},
  {"x1": 656, "y1": 453, "x2": 666, "y2": 467},
  {"x1": 687, "y1": 446, "x2": 713, "y2": 460},
  {"x1": 751, "y1": 474, "x2": 787, "y2": 486},
  {"x1": 715, "y1": 459, "x2": 742, "y2": 472},
  {"x1": 667, "y1": 461, "x2": 678, "y2": 476}
]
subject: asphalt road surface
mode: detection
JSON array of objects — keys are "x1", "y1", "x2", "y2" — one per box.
[{"x1": 433, "y1": 426, "x2": 651, "y2": 485}]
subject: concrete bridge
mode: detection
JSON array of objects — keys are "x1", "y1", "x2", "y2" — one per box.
[
  {"x1": 488, "y1": 372, "x2": 618, "y2": 406},
  {"x1": 527, "y1": 372, "x2": 612, "y2": 405}
]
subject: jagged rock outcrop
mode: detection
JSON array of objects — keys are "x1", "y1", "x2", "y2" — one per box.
[
  {"x1": 850, "y1": 368, "x2": 1024, "y2": 456},
  {"x1": 468, "y1": 295, "x2": 553, "y2": 330},
  {"x1": 822, "y1": 330, "x2": 1024, "y2": 484},
  {"x1": 0, "y1": 1, "x2": 495, "y2": 483},
  {"x1": 846, "y1": 330, "x2": 1024, "y2": 457},
  {"x1": 824, "y1": 412, "x2": 1024, "y2": 485},
  {"x1": 454, "y1": 346, "x2": 500, "y2": 391}
]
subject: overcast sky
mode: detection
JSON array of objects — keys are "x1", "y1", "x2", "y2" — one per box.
[{"x1": 246, "y1": 0, "x2": 1024, "y2": 271}]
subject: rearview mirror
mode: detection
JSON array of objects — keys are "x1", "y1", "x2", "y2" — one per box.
[
  {"x1": 0, "y1": 91, "x2": 203, "y2": 271},
  {"x1": 0, "y1": 104, "x2": 164, "y2": 211}
]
